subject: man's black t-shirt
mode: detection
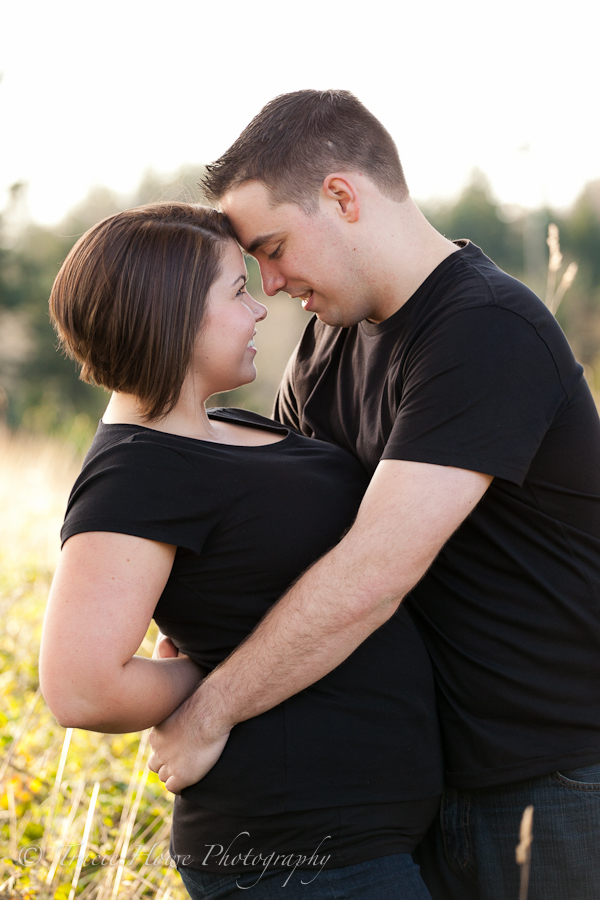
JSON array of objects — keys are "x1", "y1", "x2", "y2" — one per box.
[
  {"x1": 61, "y1": 408, "x2": 442, "y2": 869},
  {"x1": 274, "y1": 241, "x2": 600, "y2": 790}
]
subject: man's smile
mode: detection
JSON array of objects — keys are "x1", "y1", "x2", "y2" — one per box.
[
  {"x1": 299, "y1": 290, "x2": 315, "y2": 310},
  {"x1": 291, "y1": 289, "x2": 314, "y2": 309}
]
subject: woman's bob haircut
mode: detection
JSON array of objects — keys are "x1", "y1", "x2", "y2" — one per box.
[{"x1": 49, "y1": 202, "x2": 237, "y2": 421}]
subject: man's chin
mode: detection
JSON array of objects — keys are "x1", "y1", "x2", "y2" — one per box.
[
  {"x1": 314, "y1": 309, "x2": 361, "y2": 329},
  {"x1": 314, "y1": 310, "x2": 338, "y2": 327}
]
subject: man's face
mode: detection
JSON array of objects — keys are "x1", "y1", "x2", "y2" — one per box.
[{"x1": 220, "y1": 180, "x2": 373, "y2": 328}]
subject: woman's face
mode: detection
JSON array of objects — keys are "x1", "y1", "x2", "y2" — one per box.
[{"x1": 191, "y1": 241, "x2": 268, "y2": 396}]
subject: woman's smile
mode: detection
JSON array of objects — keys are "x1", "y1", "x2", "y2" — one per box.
[{"x1": 192, "y1": 241, "x2": 267, "y2": 396}]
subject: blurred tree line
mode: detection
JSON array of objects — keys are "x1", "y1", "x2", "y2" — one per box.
[
  {"x1": 1, "y1": 166, "x2": 599, "y2": 443},
  {"x1": 0, "y1": 167, "x2": 212, "y2": 444}
]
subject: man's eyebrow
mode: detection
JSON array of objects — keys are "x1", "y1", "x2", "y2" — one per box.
[{"x1": 246, "y1": 231, "x2": 281, "y2": 254}]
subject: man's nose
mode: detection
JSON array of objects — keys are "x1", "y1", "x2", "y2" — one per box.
[{"x1": 260, "y1": 265, "x2": 286, "y2": 297}]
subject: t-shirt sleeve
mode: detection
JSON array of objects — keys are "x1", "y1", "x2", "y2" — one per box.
[
  {"x1": 383, "y1": 306, "x2": 574, "y2": 485},
  {"x1": 61, "y1": 438, "x2": 221, "y2": 554}
]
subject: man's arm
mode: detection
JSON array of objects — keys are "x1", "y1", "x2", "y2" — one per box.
[{"x1": 148, "y1": 459, "x2": 492, "y2": 792}]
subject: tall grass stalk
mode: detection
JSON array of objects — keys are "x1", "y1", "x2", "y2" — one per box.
[
  {"x1": 0, "y1": 429, "x2": 185, "y2": 898},
  {"x1": 545, "y1": 223, "x2": 578, "y2": 316},
  {"x1": 68, "y1": 782, "x2": 100, "y2": 900},
  {"x1": 41, "y1": 728, "x2": 73, "y2": 860}
]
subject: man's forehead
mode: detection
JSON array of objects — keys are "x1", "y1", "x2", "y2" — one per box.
[
  {"x1": 221, "y1": 180, "x2": 271, "y2": 222},
  {"x1": 221, "y1": 182, "x2": 295, "y2": 251}
]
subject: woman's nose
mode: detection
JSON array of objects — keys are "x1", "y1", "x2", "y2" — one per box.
[{"x1": 249, "y1": 295, "x2": 268, "y2": 321}]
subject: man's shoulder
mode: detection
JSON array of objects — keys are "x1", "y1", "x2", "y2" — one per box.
[{"x1": 430, "y1": 242, "x2": 543, "y2": 316}]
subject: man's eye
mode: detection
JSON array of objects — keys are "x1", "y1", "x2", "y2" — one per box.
[{"x1": 268, "y1": 245, "x2": 282, "y2": 260}]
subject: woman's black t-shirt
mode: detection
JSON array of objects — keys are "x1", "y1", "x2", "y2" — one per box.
[{"x1": 61, "y1": 408, "x2": 442, "y2": 870}]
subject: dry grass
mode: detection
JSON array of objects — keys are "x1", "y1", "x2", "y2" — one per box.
[
  {"x1": 0, "y1": 429, "x2": 186, "y2": 899},
  {"x1": 0, "y1": 241, "x2": 589, "y2": 896},
  {"x1": 0, "y1": 427, "x2": 81, "y2": 572}
]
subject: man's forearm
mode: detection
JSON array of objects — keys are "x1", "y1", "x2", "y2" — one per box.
[
  {"x1": 147, "y1": 462, "x2": 491, "y2": 793},
  {"x1": 184, "y1": 460, "x2": 492, "y2": 744},
  {"x1": 194, "y1": 535, "x2": 403, "y2": 739},
  {"x1": 147, "y1": 530, "x2": 405, "y2": 794}
]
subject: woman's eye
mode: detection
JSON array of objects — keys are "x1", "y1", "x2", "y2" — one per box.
[
  {"x1": 236, "y1": 284, "x2": 248, "y2": 297},
  {"x1": 268, "y1": 245, "x2": 282, "y2": 260}
]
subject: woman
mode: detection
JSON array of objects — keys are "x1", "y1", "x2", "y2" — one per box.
[{"x1": 40, "y1": 202, "x2": 442, "y2": 899}]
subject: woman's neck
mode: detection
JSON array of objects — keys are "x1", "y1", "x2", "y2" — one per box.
[
  {"x1": 102, "y1": 391, "x2": 223, "y2": 442},
  {"x1": 103, "y1": 389, "x2": 288, "y2": 447}
]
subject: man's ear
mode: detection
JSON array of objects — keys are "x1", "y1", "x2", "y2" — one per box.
[{"x1": 321, "y1": 174, "x2": 360, "y2": 222}]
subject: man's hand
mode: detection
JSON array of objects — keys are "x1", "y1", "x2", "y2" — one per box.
[{"x1": 147, "y1": 695, "x2": 230, "y2": 794}]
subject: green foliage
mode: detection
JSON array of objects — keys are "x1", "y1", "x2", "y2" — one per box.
[
  {"x1": 423, "y1": 171, "x2": 600, "y2": 367},
  {"x1": 564, "y1": 183, "x2": 600, "y2": 284},
  {"x1": 424, "y1": 170, "x2": 525, "y2": 275},
  {"x1": 1, "y1": 167, "x2": 600, "y2": 432},
  {"x1": 0, "y1": 557, "x2": 186, "y2": 899},
  {"x1": 0, "y1": 431, "x2": 188, "y2": 897},
  {"x1": 0, "y1": 166, "x2": 209, "y2": 432}
]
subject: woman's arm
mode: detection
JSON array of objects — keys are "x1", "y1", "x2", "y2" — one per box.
[{"x1": 40, "y1": 531, "x2": 204, "y2": 733}]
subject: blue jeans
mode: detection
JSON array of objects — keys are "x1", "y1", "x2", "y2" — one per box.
[
  {"x1": 178, "y1": 852, "x2": 432, "y2": 898},
  {"x1": 414, "y1": 762, "x2": 600, "y2": 900}
]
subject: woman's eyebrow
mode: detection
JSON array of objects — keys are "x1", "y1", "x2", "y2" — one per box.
[{"x1": 231, "y1": 274, "x2": 247, "y2": 287}]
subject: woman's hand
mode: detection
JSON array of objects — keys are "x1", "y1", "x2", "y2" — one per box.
[{"x1": 153, "y1": 632, "x2": 186, "y2": 660}]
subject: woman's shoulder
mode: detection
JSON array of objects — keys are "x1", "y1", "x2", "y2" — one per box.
[
  {"x1": 74, "y1": 423, "x2": 232, "y2": 515},
  {"x1": 85, "y1": 420, "x2": 196, "y2": 465},
  {"x1": 63, "y1": 422, "x2": 223, "y2": 554}
]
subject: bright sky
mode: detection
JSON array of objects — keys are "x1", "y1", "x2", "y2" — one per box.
[{"x1": 1, "y1": 0, "x2": 598, "y2": 225}]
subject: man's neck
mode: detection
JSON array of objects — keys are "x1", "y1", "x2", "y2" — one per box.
[{"x1": 362, "y1": 198, "x2": 460, "y2": 324}]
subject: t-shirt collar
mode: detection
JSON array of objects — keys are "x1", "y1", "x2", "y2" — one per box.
[{"x1": 359, "y1": 240, "x2": 480, "y2": 336}]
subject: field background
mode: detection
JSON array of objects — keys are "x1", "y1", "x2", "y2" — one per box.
[
  {"x1": 1, "y1": 169, "x2": 599, "y2": 898},
  {"x1": 0, "y1": 429, "x2": 191, "y2": 900}
]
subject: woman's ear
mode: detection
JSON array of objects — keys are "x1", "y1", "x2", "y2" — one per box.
[{"x1": 321, "y1": 174, "x2": 361, "y2": 223}]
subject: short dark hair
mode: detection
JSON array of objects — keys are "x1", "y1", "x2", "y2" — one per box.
[
  {"x1": 49, "y1": 202, "x2": 236, "y2": 420},
  {"x1": 201, "y1": 89, "x2": 408, "y2": 212}
]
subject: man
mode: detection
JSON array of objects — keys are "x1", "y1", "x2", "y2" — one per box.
[{"x1": 148, "y1": 90, "x2": 600, "y2": 899}]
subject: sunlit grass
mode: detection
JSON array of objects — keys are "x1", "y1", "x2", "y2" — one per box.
[
  {"x1": 0, "y1": 429, "x2": 186, "y2": 899},
  {"x1": 2, "y1": 280, "x2": 598, "y2": 898}
]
